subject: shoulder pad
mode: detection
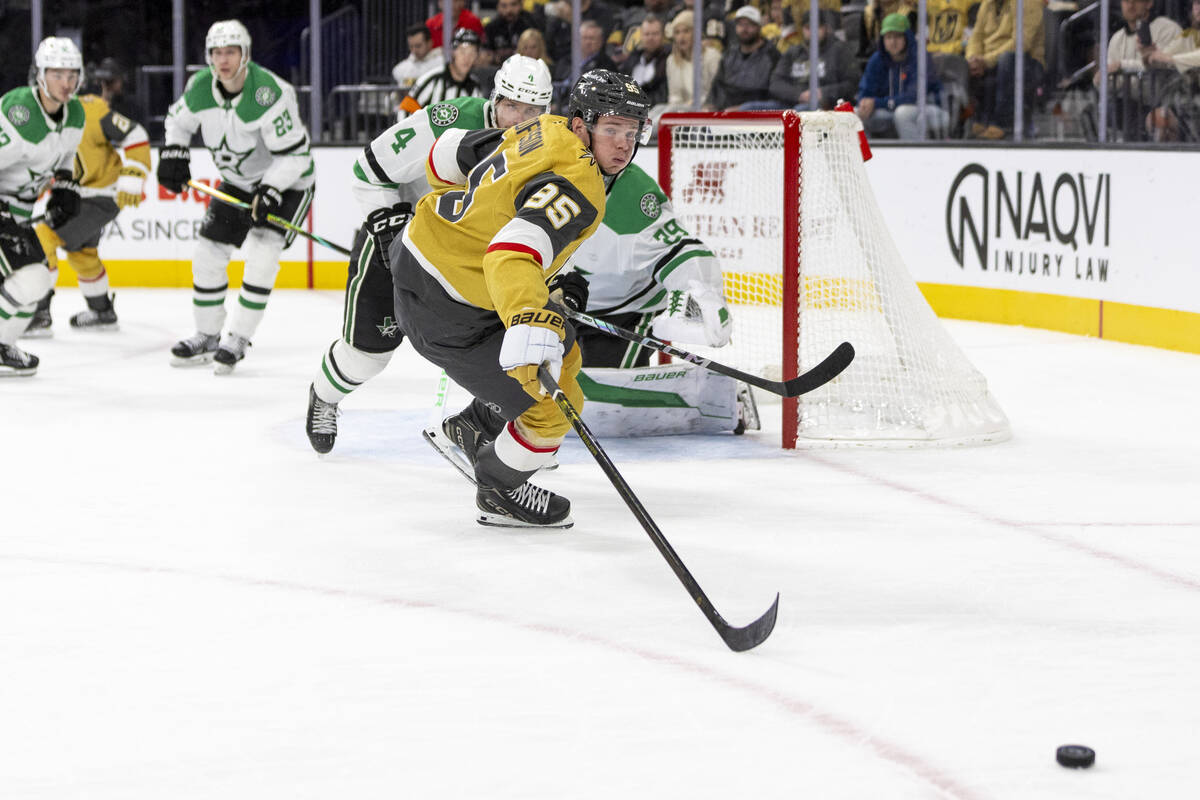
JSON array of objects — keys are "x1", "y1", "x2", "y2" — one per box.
[
  {"x1": 238, "y1": 63, "x2": 286, "y2": 122},
  {"x1": 1, "y1": 87, "x2": 49, "y2": 143},
  {"x1": 183, "y1": 69, "x2": 220, "y2": 113}
]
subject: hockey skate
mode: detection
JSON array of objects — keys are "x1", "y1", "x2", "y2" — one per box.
[
  {"x1": 477, "y1": 481, "x2": 573, "y2": 529},
  {"x1": 733, "y1": 382, "x2": 761, "y2": 435},
  {"x1": 305, "y1": 384, "x2": 339, "y2": 454},
  {"x1": 0, "y1": 343, "x2": 39, "y2": 377},
  {"x1": 424, "y1": 402, "x2": 557, "y2": 484},
  {"x1": 20, "y1": 290, "x2": 53, "y2": 339},
  {"x1": 213, "y1": 332, "x2": 250, "y2": 375},
  {"x1": 170, "y1": 332, "x2": 219, "y2": 366},
  {"x1": 69, "y1": 294, "x2": 118, "y2": 331}
]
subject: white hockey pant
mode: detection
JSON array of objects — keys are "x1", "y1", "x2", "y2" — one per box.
[
  {"x1": 0, "y1": 263, "x2": 54, "y2": 345},
  {"x1": 312, "y1": 339, "x2": 392, "y2": 404}
]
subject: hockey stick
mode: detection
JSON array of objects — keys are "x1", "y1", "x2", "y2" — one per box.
[
  {"x1": 18, "y1": 214, "x2": 46, "y2": 228},
  {"x1": 186, "y1": 179, "x2": 351, "y2": 256},
  {"x1": 538, "y1": 364, "x2": 779, "y2": 652},
  {"x1": 563, "y1": 308, "x2": 855, "y2": 399}
]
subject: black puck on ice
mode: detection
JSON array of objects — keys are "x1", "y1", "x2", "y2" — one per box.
[{"x1": 1056, "y1": 745, "x2": 1096, "y2": 768}]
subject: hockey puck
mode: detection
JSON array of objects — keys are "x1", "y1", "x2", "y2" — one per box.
[{"x1": 1056, "y1": 745, "x2": 1095, "y2": 768}]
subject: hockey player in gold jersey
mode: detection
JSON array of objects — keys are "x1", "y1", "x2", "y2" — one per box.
[
  {"x1": 26, "y1": 92, "x2": 149, "y2": 334},
  {"x1": 381, "y1": 70, "x2": 651, "y2": 528}
]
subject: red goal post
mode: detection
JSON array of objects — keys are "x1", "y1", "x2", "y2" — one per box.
[{"x1": 656, "y1": 110, "x2": 1010, "y2": 449}]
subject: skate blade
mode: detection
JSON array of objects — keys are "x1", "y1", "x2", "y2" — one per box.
[
  {"x1": 0, "y1": 368, "x2": 38, "y2": 378},
  {"x1": 213, "y1": 361, "x2": 237, "y2": 376},
  {"x1": 170, "y1": 353, "x2": 216, "y2": 367},
  {"x1": 70, "y1": 323, "x2": 120, "y2": 332},
  {"x1": 476, "y1": 512, "x2": 574, "y2": 530},
  {"x1": 19, "y1": 329, "x2": 53, "y2": 339},
  {"x1": 422, "y1": 426, "x2": 478, "y2": 485}
]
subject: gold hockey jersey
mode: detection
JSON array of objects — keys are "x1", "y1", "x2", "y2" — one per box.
[
  {"x1": 73, "y1": 94, "x2": 150, "y2": 191},
  {"x1": 402, "y1": 115, "x2": 605, "y2": 328}
]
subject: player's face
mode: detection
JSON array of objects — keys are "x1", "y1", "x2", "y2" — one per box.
[
  {"x1": 42, "y1": 68, "x2": 80, "y2": 104},
  {"x1": 210, "y1": 46, "x2": 244, "y2": 81},
  {"x1": 494, "y1": 97, "x2": 544, "y2": 128},
  {"x1": 587, "y1": 115, "x2": 641, "y2": 175}
]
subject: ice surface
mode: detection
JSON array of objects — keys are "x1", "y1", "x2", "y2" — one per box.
[{"x1": 3, "y1": 289, "x2": 1199, "y2": 799}]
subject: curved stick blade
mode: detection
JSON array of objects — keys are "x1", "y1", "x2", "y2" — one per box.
[
  {"x1": 715, "y1": 593, "x2": 780, "y2": 652},
  {"x1": 782, "y1": 342, "x2": 856, "y2": 397}
]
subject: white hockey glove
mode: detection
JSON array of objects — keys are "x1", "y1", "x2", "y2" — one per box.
[
  {"x1": 652, "y1": 281, "x2": 732, "y2": 347},
  {"x1": 499, "y1": 308, "x2": 565, "y2": 400}
]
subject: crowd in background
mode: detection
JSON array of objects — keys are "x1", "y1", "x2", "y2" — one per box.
[{"x1": 388, "y1": 0, "x2": 1200, "y2": 141}]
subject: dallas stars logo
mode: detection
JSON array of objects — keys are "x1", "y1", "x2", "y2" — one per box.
[
  {"x1": 209, "y1": 134, "x2": 254, "y2": 176},
  {"x1": 377, "y1": 316, "x2": 399, "y2": 337},
  {"x1": 13, "y1": 167, "x2": 46, "y2": 199}
]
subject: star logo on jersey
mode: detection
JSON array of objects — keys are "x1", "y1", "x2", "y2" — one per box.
[
  {"x1": 14, "y1": 167, "x2": 45, "y2": 199},
  {"x1": 209, "y1": 135, "x2": 255, "y2": 176},
  {"x1": 639, "y1": 193, "x2": 661, "y2": 219},
  {"x1": 7, "y1": 104, "x2": 31, "y2": 127},
  {"x1": 429, "y1": 103, "x2": 459, "y2": 127},
  {"x1": 254, "y1": 86, "x2": 278, "y2": 107},
  {"x1": 377, "y1": 315, "x2": 399, "y2": 337}
]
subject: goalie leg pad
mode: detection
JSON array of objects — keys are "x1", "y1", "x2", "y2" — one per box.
[{"x1": 578, "y1": 362, "x2": 739, "y2": 437}]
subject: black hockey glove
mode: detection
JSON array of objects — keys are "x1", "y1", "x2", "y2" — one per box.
[
  {"x1": 549, "y1": 270, "x2": 589, "y2": 312},
  {"x1": 44, "y1": 170, "x2": 81, "y2": 229},
  {"x1": 250, "y1": 184, "x2": 284, "y2": 227},
  {"x1": 156, "y1": 145, "x2": 191, "y2": 194},
  {"x1": 0, "y1": 200, "x2": 15, "y2": 231},
  {"x1": 365, "y1": 202, "x2": 414, "y2": 270}
]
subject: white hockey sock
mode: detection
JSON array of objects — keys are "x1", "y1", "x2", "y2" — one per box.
[
  {"x1": 226, "y1": 230, "x2": 285, "y2": 340},
  {"x1": 313, "y1": 339, "x2": 392, "y2": 404},
  {"x1": 78, "y1": 269, "x2": 110, "y2": 300},
  {"x1": 191, "y1": 237, "x2": 234, "y2": 335},
  {"x1": 578, "y1": 363, "x2": 738, "y2": 437},
  {"x1": 0, "y1": 263, "x2": 54, "y2": 344}
]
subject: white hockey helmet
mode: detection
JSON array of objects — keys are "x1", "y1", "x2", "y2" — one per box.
[
  {"x1": 205, "y1": 19, "x2": 252, "y2": 73},
  {"x1": 492, "y1": 54, "x2": 553, "y2": 112},
  {"x1": 32, "y1": 37, "x2": 84, "y2": 97}
]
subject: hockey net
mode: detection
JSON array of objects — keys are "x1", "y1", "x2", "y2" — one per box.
[{"x1": 657, "y1": 110, "x2": 1010, "y2": 448}]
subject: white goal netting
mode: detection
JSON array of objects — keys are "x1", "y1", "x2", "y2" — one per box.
[{"x1": 661, "y1": 111, "x2": 1010, "y2": 447}]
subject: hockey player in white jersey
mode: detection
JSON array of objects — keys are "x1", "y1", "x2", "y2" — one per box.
[
  {"x1": 0, "y1": 37, "x2": 85, "y2": 376},
  {"x1": 158, "y1": 19, "x2": 315, "y2": 374},
  {"x1": 565, "y1": 163, "x2": 760, "y2": 437},
  {"x1": 305, "y1": 55, "x2": 553, "y2": 453}
]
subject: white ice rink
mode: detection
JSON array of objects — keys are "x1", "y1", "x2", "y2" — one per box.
[{"x1": 3, "y1": 288, "x2": 1199, "y2": 799}]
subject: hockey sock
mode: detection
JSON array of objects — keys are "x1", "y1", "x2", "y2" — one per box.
[{"x1": 313, "y1": 339, "x2": 391, "y2": 404}]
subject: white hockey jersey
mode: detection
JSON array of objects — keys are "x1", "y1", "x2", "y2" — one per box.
[
  {"x1": 568, "y1": 163, "x2": 724, "y2": 316},
  {"x1": 0, "y1": 87, "x2": 84, "y2": 217},
  {"x1": 351, "y1": 95, "x2": 492, "y2": 216},
  {"x1": 163, "y1": 64, "x2": 313, "y2": 193}
]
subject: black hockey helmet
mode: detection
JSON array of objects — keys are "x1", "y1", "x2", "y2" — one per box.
[
  {"x1": 451, "y1": 27, "x2": 481, "y2": 48},
  {"x1": 568, "y1": 69, "x2": 653, "y2": 145}
]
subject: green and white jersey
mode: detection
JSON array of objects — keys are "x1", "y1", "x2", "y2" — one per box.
[
  {"x1": 0, "y1": 86, "x2": 85, "y2": 217},
  {"x1": 568, "y1": 163, "x2": 723, "y2": 316},
  {"x1": 351, "y1": 95, "x2": 491, "y2": 216},
  {"x1": 164, "y1": 64, "x2": 313, "y2": 193}
]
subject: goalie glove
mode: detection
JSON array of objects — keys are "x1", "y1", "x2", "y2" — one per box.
[
  {"x1": 365, "y1": 202, "x2": 414, "y2": 271},
  {"x1": 652, "y1": 280, "x2": 732, "y2": 347},
  {"x1": 115, "y1": 166, "x2": 147, "y2": 209},
  {"x1": 499, "y1": 308, "x2": 565, "y2": 400},
  {"x1": 156, "y1": 145, "x2": 191, "y2": 194},
  {"x1": 45, "y1": 170, "x2": 81, "y2": 229},
  {"x1": 548, "y1": 270, "x2": 589, "y2": 312}
]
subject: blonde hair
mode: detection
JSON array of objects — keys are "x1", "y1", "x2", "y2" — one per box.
[{"x1": 516, "y1": 27, "x2": 552, "y2": 65}]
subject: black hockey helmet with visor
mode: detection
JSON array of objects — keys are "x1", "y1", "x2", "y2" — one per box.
[{"x1": 568, "y1": 69, "x2": 653, "y2": 146}]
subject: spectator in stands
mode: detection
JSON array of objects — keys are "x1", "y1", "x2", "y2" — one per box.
[
  {"x1": 1095, "y1": 0, "x2": 1183, "y2": 86},
  {"x1": 485, "y1": 0, "x2": 538, "y2": 64},
  {"x1": 925, "y1": 0, "x2": 972, "y2": 57},
  {"x1": 398, "y1": 28, "x2": 484, "y2": 119},
  {"x1": 622, "y1": 0, "x2": 680, "y2": 48},
  {"x1": 393, "y1": 24, "x2": 444, "y2": 91},
  {"x1": 580, "y1": 19, "x2": 622, "y2": 73},
  {"x1": 769, "y1": 10, "x2": 858, "y2": 109},
  {"x1": 1141, "y1": 0, "x2": 1200, "y2": 140},
  {"x1": 649, "y1": 10, "x2": 722, "y2": 124},
  {"x1": 545, "y1": 0, "x2": 620, "y2": 69},
  {"x1": 862, "y1": 0, "x2": 916, "y2": 56},
  {"x1": 705, "y1": 5, "x2": 781, "y2": 109},
  {"x1": 855, "y1": 13, "x2": 949, "y2": 138},
  {"x1": 626, "y1": 14, "x2": 673, "y2": 104},
  {"x1": 426, "y1": 0, "x2": 485, "y2": 48},
  {"x1": 965, "y1": 0, "x2": 1045, "y2": 139}
]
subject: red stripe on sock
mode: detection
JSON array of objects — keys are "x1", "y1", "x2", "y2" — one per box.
[{"x1": 507, "y1": 421, "x2": 558, "y2": 453}]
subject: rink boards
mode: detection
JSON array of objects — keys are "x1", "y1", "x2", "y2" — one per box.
[{"x1": 41, "y1": 143, "x2": 1200, "y2": 354}]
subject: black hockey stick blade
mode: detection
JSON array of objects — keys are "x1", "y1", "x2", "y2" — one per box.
[
  {"x1": 780, "y1": 341, "x2": 856, "y2": 397},
  {"x1": 563, "y1": 308, "x2": 854, "y2": 398},
  {"x1": 539, "y1": 365, "x2": 778, "y2": 652},
  {"x1": 712, "y1": 592, "x2": 780, "y2": 652}
]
